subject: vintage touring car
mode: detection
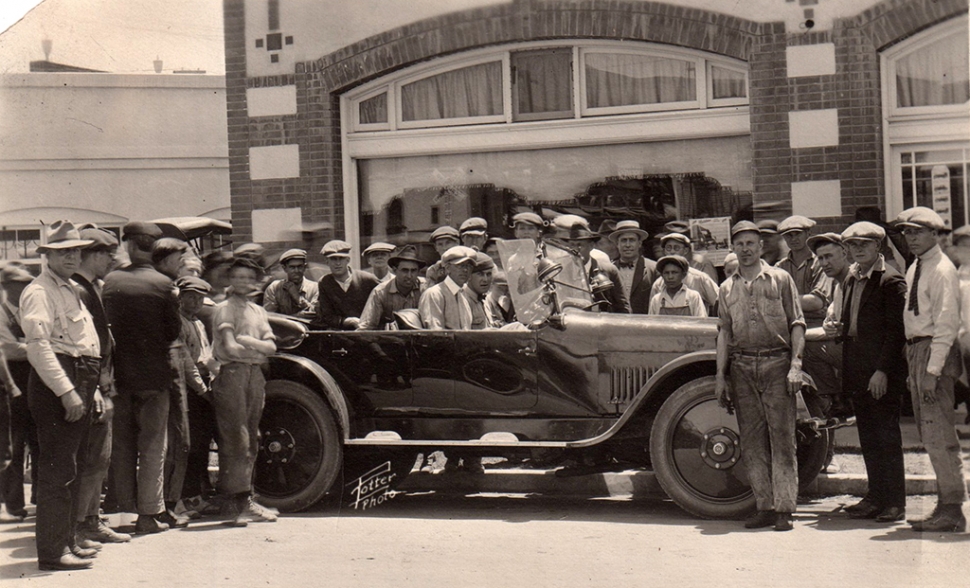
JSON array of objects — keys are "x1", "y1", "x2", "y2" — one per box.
[{"x1": 255, "y1": 240, "x2": 830, "y2": 519}]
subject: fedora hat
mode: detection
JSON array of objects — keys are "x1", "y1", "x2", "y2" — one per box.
[
  {"x1": 36, "y1": 220, "x2": 94, "y2": 253},
  {"x1": 388, "y1": 245, "x2": 427, "y2": 269}
]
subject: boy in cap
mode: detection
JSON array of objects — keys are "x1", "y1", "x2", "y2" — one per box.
[
  {"x1": 20, "y1": 221, "x2": 101, "y2": 570},
  {"x1": 776, "y1": 216, "x2": 829, "y2": 324},
  {"x1": 358, "y1": 246, "x2": 428, "y2": 331},
  {"x1": 263, "y1": 249, "x2": 319, "y2": 319},
  {"x1": 363, "y1": 242, "x2": 396, "y2": 282},
  {"x1": 648, "y1": 256, "x2": 706, "y2": 317},
  {"x1": 419, "y1": 246, "x2": 477, "y2": 330},
  {"x1": 316, "y1": 240, "x2": 380, "y2": 330},
  {"x1": 650, "y1": 233, "x2": 719, "y2": 313},
  {"x1": 610, "y1": 220, "x2": 657, "y2": 314},
  {"x1": 459, "y1": 217, "x2": 488, "y2": 251},
  {"x1": 664, "y1": 220, "x2": 718, "y2": 283},
  {"x1": 896, "y1": 207, "x2": 967, "y2": 532},
  {"x1": 836, "y1": 222, "x2": 907, "y2": 523},
  {"x1": 211, "y1": 257, "x2": 278, "y2": 526},
  {"x1": 512, "y1": 212, "x2": 545, "y2": 243},
  {"x1": 426, "y1": 226, "x2": 461, "y2": 285},
  {"x1": 715, "y1": 220, "x2": 805, "y2": 532}
]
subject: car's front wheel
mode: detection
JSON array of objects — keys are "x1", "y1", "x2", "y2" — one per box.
[{"x1": 254, "y1": 380, "x2": 343, "y2": 512}]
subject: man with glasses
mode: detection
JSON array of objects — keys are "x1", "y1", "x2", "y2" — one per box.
[
  {"x1": 263, "y1": 249, "x2": 319, "y2": 320},
  {"x1": 896, "y1": 207, "x2": 967, "y2": 533}
]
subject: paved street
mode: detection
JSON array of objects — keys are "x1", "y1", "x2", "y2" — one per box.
[{"x1": 1, "y1": 492, "x2": 966, "y2": 587}]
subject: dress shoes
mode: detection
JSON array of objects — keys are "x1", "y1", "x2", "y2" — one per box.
[
  {"x1": 910, "y1": 505, "x2": 967, "y2": 533},
  {"x1": 79, "y1": 516, "x2": 131, "y2": 543},
  {"x1": 69, "y1": 545, "x2": 98, "y2": 559},
  {"x1": 774, "y1": 512, "x2": 794, "y2": 532},
  {"x1": 134, "y1": 514, "x2": 170, "y2": 534},
  {"x1": 744, "y1": 510, "x2": 776, "y2": 529},
  {"x1": 843, "y1": 498, "x2": 877, "y2": 515},
  {"x1": 76, "y1": 537, "x2": 103, "y2": 550},
  {"x1": 874, "y1": 506, "x2": 906, "y2": 523},
  {"x1": 38, "y1": 553, "x2": 94, "y2": 571},
  {"x1": 157, "y1": 509, "x2": 190, "y2": 529},
  {"x1": 848, "y1": 502, "x2": 883, "y2": 519}
]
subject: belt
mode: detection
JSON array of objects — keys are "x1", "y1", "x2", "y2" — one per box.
[
  {"x1": 906, "y1": 336, "x2": 932, "y2": 345},
  {"x1": 54, "y1": 353, "x2": 101, "y2": 369},
  {"x1": 735, "y1": 348, "x2": 789, "y2": 358}
]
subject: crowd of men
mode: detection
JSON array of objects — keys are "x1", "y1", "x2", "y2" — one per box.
[{"x1": 1, "y1": 204, "x2": 969, "y2": 571}]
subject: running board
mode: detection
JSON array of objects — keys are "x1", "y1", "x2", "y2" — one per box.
[{"x1": 344, "y1": 438, "x2": 572, "y2": 448}]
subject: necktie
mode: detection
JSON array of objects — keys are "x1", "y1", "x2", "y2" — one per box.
[
  {"x1": 616, "y1": 261, "x2": 635, "y2": 269},
  {"x1": 908, "y1": 258, "x2": 921, "y2": 317}
]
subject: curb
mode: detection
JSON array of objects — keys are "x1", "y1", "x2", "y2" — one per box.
[{"x1": 399, "y1": 469, "x2": 970, "y2": 499}]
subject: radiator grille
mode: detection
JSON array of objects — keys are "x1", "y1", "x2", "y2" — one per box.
[{"x1": 610, "y1": 366, "x2": 655, "y2": 404}]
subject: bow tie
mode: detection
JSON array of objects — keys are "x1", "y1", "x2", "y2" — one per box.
[{"x1": 616, "y1": 261, "x2": 636, "y2": 269}]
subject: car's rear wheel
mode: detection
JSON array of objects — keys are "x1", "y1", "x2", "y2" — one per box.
[
  {"x1": 254, "y1": 380, "x2": 342, "y2": 512},
  {"x1": 650, "y1": 376, "x2": 755, "y2": 519}
]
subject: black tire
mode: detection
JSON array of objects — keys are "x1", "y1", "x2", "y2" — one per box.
[
  {"x1": 254, "y1": 380, "x2": 343, "y2": 512},
  {"x1": 796, "y1": 391, "x2": 832, "y2": 493},
  {"x1": 650, "y1": 376, "x2": 756, "y2": 519}
]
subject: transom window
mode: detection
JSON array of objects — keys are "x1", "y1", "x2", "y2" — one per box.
[
  {"x1": 348, "y1": 42, "x2": 748, "y2": 132},
  {"x1": 885, "y1": 17, "x2": 969, "y2": 116}
]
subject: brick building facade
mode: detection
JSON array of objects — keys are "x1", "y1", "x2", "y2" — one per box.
[{"x1": 222, "y1": 0, "x2": 969, "y2": 263}]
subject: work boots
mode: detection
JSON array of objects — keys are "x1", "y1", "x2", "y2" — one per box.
[{"x1": 910, "y1": 504, "x2": 967, "y2": 533}]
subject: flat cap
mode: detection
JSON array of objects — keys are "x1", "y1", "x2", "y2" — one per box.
[
  {"x1": 550, "y1": 214, "x2": 598, "y2": 241},
  {"x1": 321, "y1": 240, "x2": 352, "y2": 258},
  {"x1": 363, "y1": 242, "x2": 395, "y2": 256},
  {"x1": 79, "y1": 227, "x2": 119, "y2": 250},
  {"x1": 122, "y1": 221, "x2": 163, "y2": 241},
  {"x1": 175, "y1": 276, "x2": 211, "y2": 294},
  {"x1": 472, "y1": 251, "x2": 495, "y2": 273},
  {"x1": 512, "y1": 212, "x2": 545, "y2": 228},
  {"x1": 37, "y1": 220, "x2": 94, "y2": 253},
  {"x1": 0, "y1": 263, "x2": 34, "y2": 283},
  {"x1": 731, "y1": 220, "x2": 762, "y2": 239},
  {"x1": 952, "y1": 224, "x2": 970, "y2": 243},
  {"x1": 430, "y1": 226, "x2": 460, "y2": 243},
  {"x1": 896, "y1": 206, "x2": 945, "y2": 231},
  {"x1": 807, "y1": 232, "x2": 844, "y2": 251},
  {"x1": 756, "y1": 219, "x2": 779, "y2": 235},
  {"x1": 440, "y1": 245, "x2": 478, "y2": 265},
  {"x1": 663, "y1": 220, "x2": 690, "y2": 235},
  {"x1": 841, "y1": 222, "x2": 886, "y2": 242},
  {"x1": 660, "y1": 232, "x2": 691, "y2": 246},
  {"x1": 656, "y1": 255, "x2": 689, "y2": 273},
  {"x1": 459, "y1": 217, "x2": 488, "y2": 235},
  {"x1": 778, "y1": 215, "x2": 817, "y2": 235},
  {"x1": 609, "y1": 220, "x2": 649, "y2": 243},
  {"x1": 491, "y1": 270, "x2": 508, "y2": 286},
  {"x1": 279, "y1": 248, "x2": 307, "y2": 264}
]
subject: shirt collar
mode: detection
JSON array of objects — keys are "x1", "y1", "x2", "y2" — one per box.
[
  {"x1": 443, "y1": 276, "x2": 462, "y2": 295},
  {"x1": 731, "y1": 259, "x2": 772, "y2": 283},
  {"x1": 918, "y1": 244, "x2": 943, "y2": 262},
  {"x1": 785, "y1": 250, "x2": 815, "y2": 269},
  {"x1": 661, "y1": 284, "x2": 687, "y2": 301},
  {"x1": 334, "y1": 269, "x2": 353, "y2": 287},
  {"x1": 849, "y1": 254, "x2": 886, "y2": 281}
]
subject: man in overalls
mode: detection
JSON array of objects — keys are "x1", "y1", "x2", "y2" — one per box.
[{"x1": 648, "y1": 256, "x2": 707, "y2": 317}]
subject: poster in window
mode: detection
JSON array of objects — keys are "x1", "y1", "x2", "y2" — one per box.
[
  {"x1": 931, "y1": 165, "x2": 952, "y2": 229},
  {"x1": 688, "y1": 217, "x2": 731, "y2": 266}
]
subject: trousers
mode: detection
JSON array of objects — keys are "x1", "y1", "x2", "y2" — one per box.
[
  {"x1": 212, "y1": 363, "x2": 265, "y2": 496},
  {"x1": 75, "y1": 401, "x2": 113, "y2": 520},
  {"x1": 105, "y1": 388, "x2": 169, "y2": 515},
  {"x1": 182, "y1": 390, "x2": 218, "y2": 499},
  {"x1": 730, "y1": 353, "x2": 797, "y2": 513}
]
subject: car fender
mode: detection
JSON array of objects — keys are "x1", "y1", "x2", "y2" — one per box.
[
  {"x1": 268, "y1": 353, "x2": 352, "y2": 440},
  {"x1": 565, "y1": 350, "x2": 717, "y2": 448}
]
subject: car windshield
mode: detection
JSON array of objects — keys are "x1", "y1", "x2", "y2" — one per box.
[{"x1": 497, "y1": 239, "x2": 592, "y2": 323}]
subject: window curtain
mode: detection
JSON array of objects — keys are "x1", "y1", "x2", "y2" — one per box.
[
  {"x1": 514, "y1": 51, "x2": 572, "y2": 116},
  {"x1": 358, "y1": 93, "x2": 387, "y2": 125},
  {"x1": 710, "y1": 66, "x2": 747, "y2": 100},
  {"x1": 896, "y1": 32, "x2": 970, "y2": 107},
  {"x1": 401, "y1": 62, "x2": 503, "y2": 121},
  {"x1": 585, "y1": 53, "x2": 695, "y2": 108}
]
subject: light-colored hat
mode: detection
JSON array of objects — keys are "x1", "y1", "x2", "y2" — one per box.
[
  {"x1": 321, "y1": 240, "x2": 352, "y2": 258},
  {"x1": 512, "y1": 212, "x2": 545, "y2": 228},
  {"x1": 430, "y1": 226, "x2": 460, "y2": 243},
  {"x1": 79, "y1": 227, "x2": 119, "y2": 250},
  {"x1": 778, "y1": 215, "x2": 816, "y2": 235},
  {"x1": 952, "y1": 224, "x2": 970, "y2": 244},
  {"x1": 656, "y1": 255, "x2": 689, "y2": 273},
  {"x1": 896, "y1": 207, "x2": 945, "y2": 231},
  {"x1": 731, "y1": 220, "x2": 762, "y2": 240},
  {"x1": 0, "y1": 263, "x2": 34, "y2": 284},
  {"x1": 363, "y1": 242, "x2": 395, "y2": 256},
  {"x1": 440, "y1": 245, "x2": 477, "y2": 265},
  {"x1": 459, "y1": 217, "x2": 488, "y2": 236},
  {"x1": 36, "y1": 220, "x2": 94, "y2": 253},
  {"x1": 841, "y1": 222, "x2": 886, "y2": 243},
  {"x1": 660, "y1": 232, "x2": 691, "y2": 246},
  {"x1": 550, "y1": 215, "x2": 598, "y2": 241},
  {"x1": 608, "y1": 220, "x2": 649, "y2": 243},
  {"x1": 279, "y1": 248, "x2": 308, "y2": 264},
  {"x1": 807, "y1": 232, "x2": 844, "y2": 251}
]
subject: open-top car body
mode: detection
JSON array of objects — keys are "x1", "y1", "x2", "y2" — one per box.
[{"x1": 257, "y1": 240, "x2": 830, "y2": 519}]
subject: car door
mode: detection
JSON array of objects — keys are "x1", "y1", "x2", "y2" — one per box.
[
  {"x1": 327, "y1": 330, "x2": 412, "y2": 409},
  {"x1": 453, "y1": 329, "x2": 538, "y2": 411},
  {"x1": 409, "y1": 330, "x2": 456, "y2": 409}
]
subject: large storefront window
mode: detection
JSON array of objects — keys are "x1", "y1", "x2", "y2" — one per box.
[
  {"x1": 357, "y1": 136, "x2": 752, "y2": 249},
  {"x1": 898, "y1": 146, "x2": 969, "y2": 230}
]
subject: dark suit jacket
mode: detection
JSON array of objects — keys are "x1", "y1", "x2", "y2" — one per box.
[
  {"x1": 590, "y1": 258, "x2": 631, "y2": 314},
  {"x1": 840, "y1": 263, "x2": 907, "y2": 395},
  {"x1": 317, "y1": 270, "x2": 380, "y2": 330},
  {"x1": 615, "y1": 256, "x2": 658, "y2": 314}
]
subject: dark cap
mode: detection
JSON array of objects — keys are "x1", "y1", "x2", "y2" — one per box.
[
  {"x1": 472, "y1": 251, "x2": 495, "y2": 273},
  {"x1": 175, "y1": 276, "x2": 211, "y2": 294},
  {"x1": 807, "y1": 232, "x2": 844, "y2": 252},
  {"x1": 122, "y1": 221, "x2": 163, "y2": 241},
  {"x1": 79, "y1": 227, "x2": 119, "y2": 250},
  {"x1": 755, "y1": 219, "x2": 779, "y2": 235},
  {"x1": 656, "y1": 255, "x2": 690, "y2": 273},
  {"x1": 663, "y1": 220, "x2": 690, "y2": 235},
  {"x1": 388, "y1": 245, "x2": 426, "y2": 269}
]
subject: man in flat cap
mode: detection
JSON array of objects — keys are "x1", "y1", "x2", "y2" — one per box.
[
  {"x1": 263, "y1": 249, "x2": 319, "y2": 320},
  {"x1": 550, "y1": 215, "x2": 630, "y2": 314},
  {"x1": 664, "y1": 220, "x2": 718, "y2": 283},
  {"x1": 419, "y1": 246, "x2": 477, "y2": 330},
  {"x1": 72, "y1": 226, "x2": 132, "y2": 544},
  {"x1": 648, "y1": 256, "x2": 706, "y2": 317},
  {"x1": 652, "y1": 232, "x2": 719, "y2": 313},
  {"x1": 102, "y1": 221, "x2": 181, "y2": 534},
  {"x1": 0, "y1": 263, "x2": 38, "y2": 522},
  {"x1": 896, "y1": 207, "x2": 967, "y2": 532},
  {"x1": 512, "y1": 212, "x2": 545, "y2": 244},
  {"x1": 316, "y1": 240, "x2": 380, "y2": 331},
  {"x1": 610, "y1": 220, "x2": 657, "y2": 314},
  {"x1": 835, "y1": 222, "x2": 908, "y2": 523},
  {"x1": 463, "y1": 252, "x2": 495, "y2": 331},
  {"x1": 358, "y1": 246, "x2": 428, "y2": 331},
  {"x1": 459, "y1": 217, "x2": 488, "y2": 251},
  {"x1": 426, "y1": 226, "x2": 461, "y2": 285},
  {"x1": 20, "y1": 221, "x2": 100, "y2": 570},
  {"x1": 363, "y1": 242, "x2": 396, "y2": 283},
  {"x1": 757, "y1": 219, "x2": 785, "y2": 266},
  {"x1": 715, "y1": 221, "x2": 805, "y2": 532}
]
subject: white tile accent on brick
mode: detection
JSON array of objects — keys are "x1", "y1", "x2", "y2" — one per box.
[
  {"x1": 249, "y1": 144, "x2": 299, "y2": 180},
  {"x1": 247, "y1": 85, "x2": 298, "y2": 117},
  {"x1": 786, "y1": 44, "x2": 837, "y2": 78},
  {"x1": 253, "y1": 207, "x2": 302, "y2": 243},
  {"x1": 789, "y1": 109, "x2": 839, "y2": 149},
  {"x1": 792, "y1": 179, "x2": 841, "y2": 218}
]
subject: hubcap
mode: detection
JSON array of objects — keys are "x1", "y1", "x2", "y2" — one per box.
[
  {"x1": 699, "y1": 427, "x2": 740, "y2": 470},
  {"x1": 670, "y1": 396, "x2": 751, "y2": 501},
  {"x1": 262, "y1": 427, "x2": 297, "y2": 465}
]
